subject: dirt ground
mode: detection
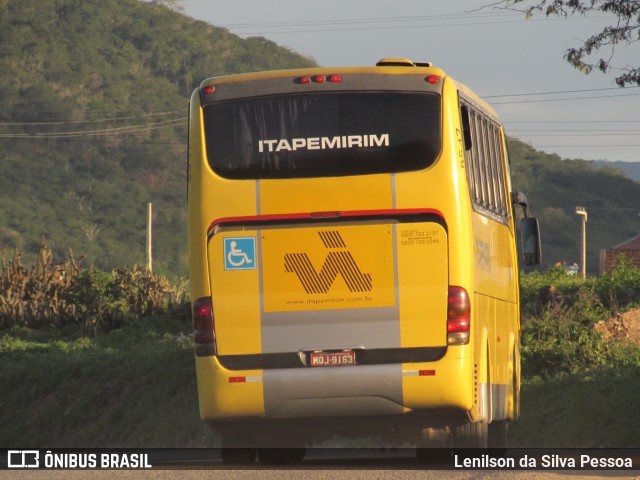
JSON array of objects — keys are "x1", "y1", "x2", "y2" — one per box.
[{"x1": 594, "y1": 308, "x2": 640, "y2": 345}]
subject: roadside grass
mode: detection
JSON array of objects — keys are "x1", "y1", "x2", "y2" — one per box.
[
  {"x1": 511, "y1": 366, "x2": 640, "y2": 447},
  {"x1": 3, "y1": 309, "x2": 640, "y2": 448},
  {"x1": 0, "y1": 309, "x2": 216, "y2": 448}
]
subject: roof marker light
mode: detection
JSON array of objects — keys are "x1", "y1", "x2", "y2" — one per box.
[
  {"x1": 328, "y1": 74, "x2": 343, "y2": 83},
  {"x1": 296, "y1": 76, "x2": 311, "y2": 84},
  {"x1": 312, "y1": 75, "x2": 326, "y2": 83},
  {"x1": 201, "y1": 85, "x2": 215, "y2": 95},
  {"x1": 425, "y1": 75, "x2": 441, "y2": 85}
]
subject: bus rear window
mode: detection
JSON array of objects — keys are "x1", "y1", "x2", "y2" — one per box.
[{"x1": 203, "y1": 92, "x2": 441, "y2": 179}]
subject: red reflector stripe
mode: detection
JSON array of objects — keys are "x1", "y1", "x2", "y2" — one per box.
[
  {"x1": 229, "y1": 377, "x2": 246, "y2": 383},
  {"x1": 310, "y1": 211, "x2": 341, "y2": 218},
  {"x1": 208, "y1": 208, "x2": 445, "y2": 235},
  {"x1": 403, "y1": 369, "x2": 436, "y2": 377}
]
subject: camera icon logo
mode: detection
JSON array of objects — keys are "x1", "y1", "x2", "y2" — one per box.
[{"x1": 7, "y1": 450, "x2": 40, "y2": 468}]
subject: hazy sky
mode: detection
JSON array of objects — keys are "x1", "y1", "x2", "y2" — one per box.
[{"x1": 182, "y1": 0, "x2": 639, "y2": 163}]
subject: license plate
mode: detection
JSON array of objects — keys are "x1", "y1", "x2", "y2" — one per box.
[{"x1": 309, "y1": 350, "x2": 356, "y2": 367}]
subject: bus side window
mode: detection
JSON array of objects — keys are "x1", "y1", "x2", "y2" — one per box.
[{"x1": 460, "y1": 105, "x2": 472, "y2": 151}]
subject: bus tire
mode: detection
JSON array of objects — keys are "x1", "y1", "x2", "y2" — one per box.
[
  {"x1": 416, "y1": 428, "x2": 451, "y2": 463},
  {"x1": 257, "y1": 448, "x2": 306, "y2": 465},
  {"x1": 452, "y1": 420, "x2": 488, "y2": 449},
  {"x1": 220, "y1": 448, "x2": 256, "y2": 465},
  {"x1": 488, "y1": 420, "x2": 508, "y2": 450}
]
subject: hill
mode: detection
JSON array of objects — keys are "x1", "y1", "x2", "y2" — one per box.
[
  {"x1": 508, "y1": 138, "x2": 640, "y2": 273},
  {"x1": 594, "y1": 160, "x2": 640, "y2": 182},
  {"x1": 0, "y1": 0, "x2": 316, "y2": 278},
  {"x1": 1, "y1": 0, "x2": 639, "y2": 278}
]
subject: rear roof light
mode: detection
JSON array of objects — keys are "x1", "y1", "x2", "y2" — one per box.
[
  {"x1": 425, "y1": 75, "x2": 441, "y2": 84},
  {"x1": 296, "y1": 74, "x2": 342, "y2": 84},
  {"x1": 201, "y1": 85, "x2": 215, "y2": 95}
]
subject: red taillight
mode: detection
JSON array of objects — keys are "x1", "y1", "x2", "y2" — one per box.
[
  {"x1": 447, "y1": 286, "x2": 470, "y2": 345},
  {"x1": 201, "y1": 85, "x2": 215, "y2": 95},
  {"x1": 193, "y1": 296, "x2": 216, "y2": 356},
  {"x1": 425, "y1": 75, "x2": 441, "y2": 84},
  {"x1": 296, "y1": 74, "x2": 342, "y2": 84}
]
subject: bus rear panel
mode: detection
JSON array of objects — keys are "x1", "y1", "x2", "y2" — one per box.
[{"x1": 188, "y1": 61, "x2": 527, "y2": 451}]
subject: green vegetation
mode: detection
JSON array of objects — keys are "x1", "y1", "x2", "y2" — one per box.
[
  {"x1": 509, "y1": 258, "x2": 640, "y2": 447},
  {"x1": 0, "y1": 314, "x2": 215, "y2": 447},
  {"x1": 2, "y1": 249, "x2": 640, "y2": 447},
  {"x1": 0, "y1": 243, "x2": 211, "y2": 447},
  {"x1": 0, "y1": 0, "x2": 316, "y2": 279},
  {"x1": 1, "y1": 241, "x2": 185, "y2": 333}
]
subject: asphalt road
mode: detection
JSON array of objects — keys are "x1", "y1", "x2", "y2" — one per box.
[{"x1": 2, "y1": 469, "x2": 639, "y2": 480}]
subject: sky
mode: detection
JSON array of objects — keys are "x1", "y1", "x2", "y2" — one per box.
[{"x1": 181, "y1": 0, "x2": 639, "y2": 163}]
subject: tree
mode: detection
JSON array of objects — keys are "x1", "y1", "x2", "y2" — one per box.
[{"x1": 489, "y1": 0, "x2": 640, "y2": 86}]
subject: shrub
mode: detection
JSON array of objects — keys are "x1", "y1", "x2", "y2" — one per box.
[
  {"x1": 1, "y1": 243, "x2": 187, "y2": 333},
  {"x1": 595, "y1": 255, "x2": 640, "y2": 314},
  {"x1": 63, "y1": 268, "x2": 129, "y2": 334},
  {"x1": 112, "y1": 265, "x2": 187, "y2": 316},
  {"x1": 519, "y1": 264, "x2": 640, "y2": 378},
  {"x1": 0, "y1": 241, "x2": 81, "y2": 329}
]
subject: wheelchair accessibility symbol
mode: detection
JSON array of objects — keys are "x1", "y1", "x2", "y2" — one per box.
[{"x1": 224, "y1": 237, "x2": 256, "y2": 270}]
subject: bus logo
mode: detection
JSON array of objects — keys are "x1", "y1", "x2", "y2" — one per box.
[
  {"x1": 284, "y1": 231, "x2": 372, "y2": 294},
  {"x1": 224, "y1": 237, "x2": 256, "y2": 270}
]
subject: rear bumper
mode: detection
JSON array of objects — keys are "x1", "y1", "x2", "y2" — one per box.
[{"x1": 195, "y1": 346, "x2": 473, "y2": 423}]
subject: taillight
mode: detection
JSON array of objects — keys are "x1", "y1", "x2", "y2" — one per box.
[
  {"x1": 296, "y1": 74, "x2": 343, "y2": 84},
  {"x1": 193, "y1": 296, "x2": 216, "y2": 356},
  {"x1": 447, "y1": 286, "x2": 470, "y2": 345}
]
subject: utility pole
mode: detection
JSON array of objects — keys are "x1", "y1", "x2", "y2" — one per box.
[
  {"x1": 575, "y1": 207, "x2": 587, "y2": 279},
  {"x1": 147, "y1": 202, "x2": 153, "y2": 272}
]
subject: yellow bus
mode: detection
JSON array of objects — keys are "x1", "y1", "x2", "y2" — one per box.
[{"x1": 187, "y1": 58, "x2": 541, "y2": 463}]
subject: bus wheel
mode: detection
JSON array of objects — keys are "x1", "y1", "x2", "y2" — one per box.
[
  {"x1": 257, "y1": 448, "x2": 306, "y2": 465},
  {"x1": 416, "y1": 428, "x2": 451, "y2": 463},
  {"x1": 220, "y1": 448, "x2": 256, "y2": 465},
  {"x1": 488, "y1": 420, "x2": 508, "y2": 450},
  {"x1": 452, "y1": 421, "x2": 488, "y2": 449}
]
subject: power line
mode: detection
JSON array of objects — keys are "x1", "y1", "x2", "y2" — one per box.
[
  {"x1": 505, "y1": 120, "x2": 640, "y2": 124},
  {"x1": 224, "y1": 12, "x2": 607, "y2": 35},
  {"x1": 0, "y1": 110, "x2": 183, "y2": 126},
  {"x1": 483, "y1": 86, "x2": 640, "y2": 99},
  {"x1": 220, "y1": 11, "x2": 521, "y2": 29},
  {"x1": 491, "y1": 92, "x2": 640, "y2": 104},
  {"x1": 0, "y1": 118, "x2": 185, "y2": 138}
]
